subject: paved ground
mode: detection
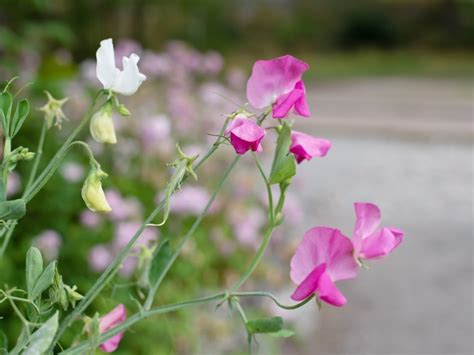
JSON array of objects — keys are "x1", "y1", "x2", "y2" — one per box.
[{"x1": 289, "y1": 78, "x2": 473, "y2": 355}]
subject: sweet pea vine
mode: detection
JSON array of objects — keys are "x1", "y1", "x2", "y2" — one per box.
[{"x1": 0, "y1": 41, "x2": 404, "y2": 354}]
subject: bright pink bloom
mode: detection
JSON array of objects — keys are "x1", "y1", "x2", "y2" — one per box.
[
  {"x1": 290, "y1": 131, "x2": 331, "y2": 163},
  {"x1": 99, "y1": 304, "x2": 127, "y2": 352},
  {"x1": 246, "y1": 55, "x2": 310, "y2": 119},
  {"x1": 225, "y1": 115, "x2": 266, "y2": 155},
  {"x1": 353, "y1": 203, "x2": 404, "y2": 260},
  {"x1": 290, "y1": 227, "x2": 358, "y2": 307}
]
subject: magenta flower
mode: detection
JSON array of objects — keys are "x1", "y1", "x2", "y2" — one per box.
[
  {"x1": 290, "y1": 131, "x2": 331, "y2": 163},
  {"x1": 352, "y1": 203, "x2": 404, "y2": 260},
  {"x1": 246, "y1": 55, "x2": 310, "y2": 119},
  {"x1": 225, "y1": 115, "x2": 266, "y2": 155},
  {"x1": 99, "y1": 304, "x2": 127, "y2": 352},
  {"x1": 290, "y1": 227, "x2": 358, "y2": 307}
]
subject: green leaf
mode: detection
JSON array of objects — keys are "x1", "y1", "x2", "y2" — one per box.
[
  {"x1": 0, "y1": 92, "x2": 12, "y2": 135},
  {"x1": 0, "y1": 199, "x2": 26, "y2": 220},
  {"x1": 23, "y1": 312, "x2": 58, "y2": 355},
  {"x1": 148, "y1": 240, "x2": 172, "y2": 288},
  {"x1": 246, "y1": 316, "x2": 284, "y2": 334},
  {"x1": 26, "y1": 247, "x2": 44, "y2": 295},
  {"x1": 269, "y1": 123, "x2": 296, "y2": 184},
  {"x1": 269, "y1": 329, "x2": 295, "y2": 338},
  {"x1": 10, "y1": 99, "x2": 29, "y2": 137},
  {"x1": 30, "y1": 261, "x2": 56, "y2": 300}
]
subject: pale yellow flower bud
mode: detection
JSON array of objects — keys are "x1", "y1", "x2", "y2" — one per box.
[
  {"x1": 81, "y1": 168, "x2": 112, "y2": 213},
  {"x1": 90, "y1": 104, "x2": 117, "y2": 144}
]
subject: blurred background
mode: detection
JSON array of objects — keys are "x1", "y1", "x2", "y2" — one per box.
[{"x1": 0, "y1": 0, "x2": 472, "y2": 354}]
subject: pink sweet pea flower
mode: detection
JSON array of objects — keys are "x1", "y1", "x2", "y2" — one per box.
[
  {"x1": 290, "y1": 131, "x2": 331, "y2": 163},
  {"x1": 99, "y1": 304, "x2": 127, "y2": 352},
  {"x1": 246, "y1": 55, "x2": 310, "y2": 119},
  {"x1": 225, "y1": 115, "x2": 266, "y2": 155},
  {"x1": 353, "y1": 202, "x2": 404, "y2": 260},
  {"x1": 290, "y1": 227, "x2": 358, "y2": 307}
]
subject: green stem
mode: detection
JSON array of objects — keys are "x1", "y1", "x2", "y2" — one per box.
[
  {"x1": 230, "y1": 222, "x2": 276, "y2": 291},
  {"x1": 252, "y1": 152, "x2": 274, "y2": 224},
  {"x1": 61, "y1": 290, "x2": 312, "y2": 354},
  {"x1": 24, "y1": 120, "x2": 47, "y2": 192},
  {"x1": 143, "y1": 156, "x2": 240, "y2": 310},
  {"x1": 54, "y1": 118, "x2": 232, "y2": 344}
]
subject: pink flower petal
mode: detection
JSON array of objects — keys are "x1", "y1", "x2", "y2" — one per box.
[
  {"x1": 272, "y1": 88, "x2": 305, "y2": 118},
  {"x1": 225, "y1": 117, "x2": 266, "y2": 155},
  {"x1": 290, "y1": 227, "x2": 358, "y2": 285},
  {"x1": 99, "y1": 304, "x2": 127, "y2": 352},
  {"x1": 290, "y1": 131, "x2": 331, "y2": 163},
  {"x1": 361, "y1": 227, "x2": 405, "y2": 259},
  {"x1": 317, "y1": 271, "x2": 347, "y2": 307},
  {"x1": 291, "y1": 263, "x2": 326, "y2": 301},
  {"x1": 353, "y1": 202, "x2": 381, "y2": 254},
  {"x1": 293, "y1": 80, "x2": 310, "y2": 117},
  {"x1": 246, "y1": 55, "x2": 309, "y2": 109}
]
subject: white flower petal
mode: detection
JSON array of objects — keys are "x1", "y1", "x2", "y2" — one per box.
[
  {"x1": 96, "y1": 39, "x2": 119, "y2": 89},
  {"x1": 112, "y1": 53, "x2": 147, "y2": 96}
]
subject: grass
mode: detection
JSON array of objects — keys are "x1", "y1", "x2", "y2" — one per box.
[{"x1": 227, "y1": 50, "x2": 474, "y2": 80}]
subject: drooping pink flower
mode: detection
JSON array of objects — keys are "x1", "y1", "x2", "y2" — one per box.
[
  {"x1": 246, "y1": 55, "x2": 310, "y2": 119},
  {"x1": 99, "y1": 304, "x2": 127, "y2": 352},
  {"x1": 290, "y1": 227, "x2": 358, "y2": 307},
  {"x1": 225, "y1": 115, "x2": 266, "y2": 155},
  {"x1": 352, "y1": 203, "x2": 404, "y2": 260},
  {"x1": 290, "y1": 131, "x2": 331, "y2": 164},
  {"x1": 32, "y1": 230, "x2": 62, "y2": 261}
]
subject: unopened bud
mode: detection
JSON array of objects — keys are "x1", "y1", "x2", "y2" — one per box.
[
  {"x1": 81, "y1": 167, "x2": 112, "y2": 213},
  {"x1": 90, "y1": 103, "x2": 117, "y2": 144}
]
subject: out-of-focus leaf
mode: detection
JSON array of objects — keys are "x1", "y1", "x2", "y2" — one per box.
[
  {"x1": 269, "y1": 329, "x2": 295, "y2": 338},
  {"x1": 148, "y1": 240, "x2": 172, "y2": 288},
  {"x1": 246, "y1": 316, "x2": 283, "y2": 334},
  {"x1": 0, "y1": 180, "x2": 6, "y2": 202},
  {"x1": 0, "y1": 199, "x2": 26, "y2": 220},
  {"x1": 10, "y1": 99, "x2": 30, "y2": 137},
  {"x1": 0, "y1": 92, "x2": 12, "y2": 135},
  {"x1": 0, "y1": 329, "x2": 7, "y2": 355},
  {"x1": 26, "y1": 247, "x2": 43, "y2": 295},
  {"x1": 23, "y1": 312, "x2": 58, "y2": 355}
]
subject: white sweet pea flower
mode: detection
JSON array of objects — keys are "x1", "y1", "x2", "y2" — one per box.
[{"x1": 96, "y1": 38, "x2": 146, "y2": 96}]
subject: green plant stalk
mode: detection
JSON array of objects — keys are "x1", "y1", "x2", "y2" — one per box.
[
  {"x1": 24, "y1": 120, "x2": 47, "y2": 192},
  {"x1": 2, "y1": 137, "x2": 11, "y2": 182},
  {"x1": 54, "y1": 118, "x2": 232, "y2": 344},
  {"x1": 0, "y1": 93, "x2": 102, "y2": 257},
  {"x1": 143, "y1": 155, "x2": 241, "y2": 310},
  {"x1": 61, "y1": 291, "x2": 312, "y2": 354}
]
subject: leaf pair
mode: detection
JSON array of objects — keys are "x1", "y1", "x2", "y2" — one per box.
[
  {"x1": 26, "y1": 247, "x2": 57, "y2": 301},
  {"x1": 0, "y1": 91, "x2": 30, "y2": 140}
]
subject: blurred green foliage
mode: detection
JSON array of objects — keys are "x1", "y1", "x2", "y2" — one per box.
[{"x1": 1, "y1": 0, "x2": 473, "y2": 59}]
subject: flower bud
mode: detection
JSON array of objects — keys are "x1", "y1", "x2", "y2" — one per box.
[
  {"x1": 81, "y1": 167, "x2": 112, "y2": 213},
  {"x1": 90, "y1": 103, "x2": 117, "y2": 144}
]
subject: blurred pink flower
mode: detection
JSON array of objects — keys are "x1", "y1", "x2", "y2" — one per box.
[
  {"x1": 230, "y1": 207, "x2": 265, "y2": 249},
  {"x1": 225, "y1": 115, "x2": 266, "y2": 155},
  {"x1": 105, "y1": 190, "x2": 142, "y2": 221},
  {"x1": 119, "y1": 256, "x2": 137, "y2": 278},
  {"x1": 89, "y1": 244, "x2": 113, "y2": 272},
  {"x1": 353, "y1": 202, "x2": 404, "y2": 260},
  {"x1": 138, "y1": 114, "x2": 171, "y2": 151},
  {"x1": 226, "y1": 67, "x2": 246, "y2": 90},
  {"x1": 80, "y1": 210, "x2": 102, "y2": 229},
  {"x1": 99, "y1": 304, "x2": 127, "y2": 352},
  {"x1": 290, "y1": 227, "x2": 358, "y2": 307},
  {"x1": 246, "y1": 55, "x2": 310, "y2": 118},
  {"x1": 140, "y1": 51, "x2": 170, "y2": 77},
  {"x1": 113, "y1": 222, "x2": 158, "y2": 253},
  {"x1": 290, "y1": 131, "x2": 331, "y2": 164},
  {"x1": 33, "y1": 230, "x2": 62, "y2": 261},
  {"x1": 201, "y1": 51, "x2": 224, "y2": 75},
  {"x1": 163, "y1": 186, "x2": 215, "y2": 216},
  {"x1": 61, "y1": 161, "x2": 85, "y2": 182},
  {"x1": 6, "y1": 171, "x2": 21, "y2": 197}
]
